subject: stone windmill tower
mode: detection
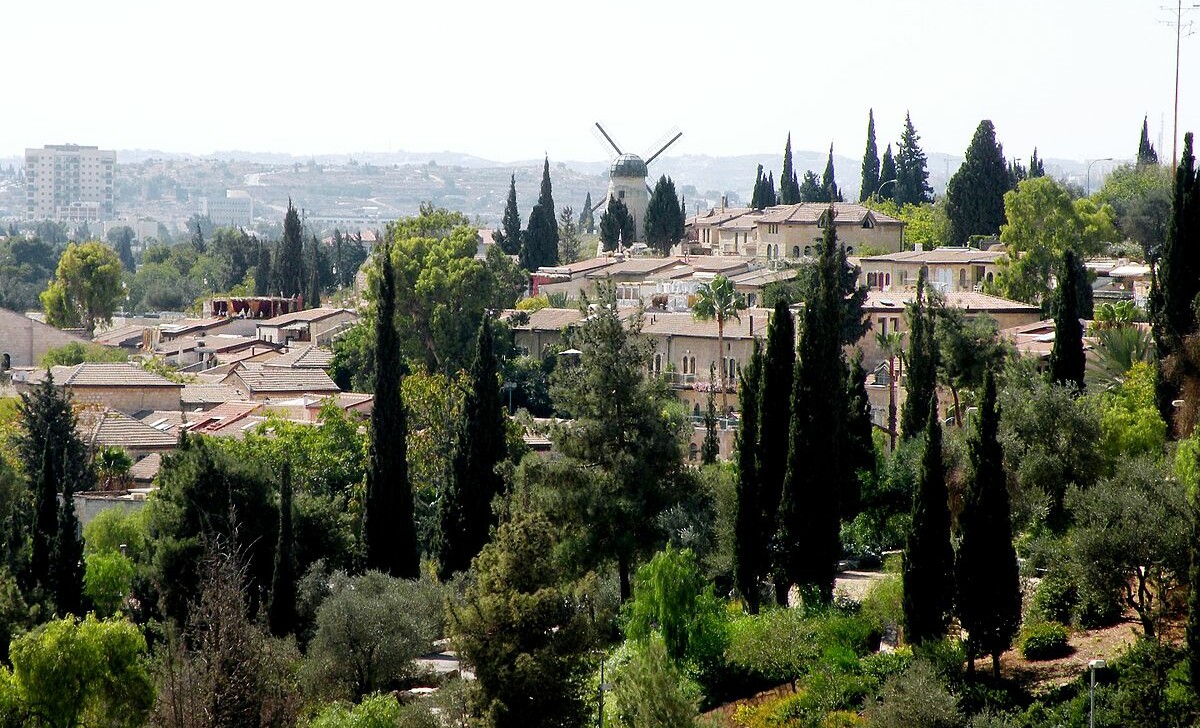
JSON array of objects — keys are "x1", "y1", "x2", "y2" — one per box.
[{"x1": 591, "y1": 122, "x2": 682, "y2": 242}]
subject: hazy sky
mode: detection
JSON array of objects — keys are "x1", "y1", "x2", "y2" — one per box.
[{"x1": 8, "y1": 0, "x2": 1198, "y2": 164}]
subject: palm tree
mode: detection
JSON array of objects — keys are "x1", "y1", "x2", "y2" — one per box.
[
  {"x1": 876, "y1": 330, "x2": 904, "y2": 450},
  {"x1": 693, "y1": 274, "x2": 747, "y2": 412}
]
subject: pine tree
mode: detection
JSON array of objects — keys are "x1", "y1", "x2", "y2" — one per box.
[
  {"x1": 956, "y1": 372, "x2": 1021, "y2": 680},
  {"x1": 1049, "y1": 250, "x2": 1086, "y2": 391},
  {"x1": 437, "y1": 320, "x2": 507, "y2": 579},
  {"x1": 779, "y1": 209, "x2": 851, "y2": 601},
  {"x1": 277, "y1": 199, "x2": 305, "y2": 298},
  {"x1": 860, "y1": 109, "x2": 881, "y2": 202},
  {"x1": 821, "y1": 144, "x2": 841, "y2": 203},
  {"x1": 307, "y1": 237, "x2": 321, "y2": 309},
  {"x1": 497, "y1": 174, "x2": 522, "y2": 255},
  {"x1": 362, "y1": 243, "x2": 419, "y2": 578},
  {"x1": 579, "y1": 192, "x2": 595, "y2": 235},
  {"x1": 1029, "y1": 148, "x2": 1045, "y2": 178},
  {"x1": 734, "y1": 342, "x2": 763, "y2": 613},
  {"x1": 895, "y1": 113, "x2": 933, "y2": 206},
  {"x1": 758, "y1": 301, "x2": 794, "y2": 603},
  {"x1": 268, "y1": 460, "x2": 297, "y2": 637},
  {"x1": 879, "y1": 145, "x2": 898, "y2": 201},
  {"x1": 901, "y1": 270, "x2": 938, "y2": 440},
  {"x1": 798, "y1": 171, "x2": 823, "y2": 203},
  {"x1": 254, "y1": 241, "x2": 271, "y2": 296},
  {"x1": 946, "y1": 120, "x2": 1011, "y2": 244},
  {"x1": 780, "y1": 134, "x2": 801, "y2": 205},
  {"x1": 1138, "y1": 116, "x2": 1160, "y2": 167},
  {"x1": 644, "y1": 175, "x2": 683, "y2": 255},
  {"x1": 902, "y1": 399, "x2": 954, "y2": 645},
  {"x1": 538, "y1": 156, "x2": 559, "y2": 253},
  {"x1": 702, "y1": 364, "x2": 719, "y2": 465}
]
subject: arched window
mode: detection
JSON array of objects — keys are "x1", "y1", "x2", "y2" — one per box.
[
  {"x1": 792, "y1": 245, "x2": 801, "y2": 258},
  {"x1": 653, "y1": 353, "x2": 662, "y2": 374},
  {"x1": 959, "y1": 268, "x2": 967, "y2": 288},
  {"x1": 867, "y1": 272, "x2": 877, "y2": 287},
  {"x1": 986, "y1": 272, "x2": 994, "y2": 283},
  {"x1": 884, "y1": 273, "x2": 891, "y2": 287},
  {"x1": 689, "y1": 356, "x2": 697, "y2": 374}
]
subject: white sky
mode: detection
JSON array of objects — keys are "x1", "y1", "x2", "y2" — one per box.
[{"x1": 7, "y1": 0, "x2": 1199, "y2": 164}]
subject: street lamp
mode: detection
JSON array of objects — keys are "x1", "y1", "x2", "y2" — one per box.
[
  {"x1": 1088, "y1": 658, "x2": 1106, "y2": 728},
  {"x1": 1086, "y1": 159, "x2": 1113, "y2": 196},
  {"x1": 875, "y1": 178, "x2": 899, "y2": 201}
]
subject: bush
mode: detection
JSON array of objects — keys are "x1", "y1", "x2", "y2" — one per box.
[
  {"x1": 1019, "y1": 621, "x2": 1070, "y2": 660},
  {"x1": 608, "y1": 637, "x2": 700, "y2": 728},
  {"x1": 307, "y1": 693, "x2": 438, "y2": 728},
  {"x1": 864, "y1": 660, "x2": 961, "y2": 728},
  {"x1": 860, "y1": 574, "x2": 902, "y2": 636},
  {"x1": 1030, "y1": 573, "x2": 1076, "y2": 625}
]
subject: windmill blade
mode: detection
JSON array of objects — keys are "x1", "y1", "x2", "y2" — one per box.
[
  {"x1": 644, "y1": 127, "x2": 683, "y2": 166},
  {"x1": 591, "y1": 196, "x2": 607, "y2": 214},
  {"x1": 592, "y1": 122, "x2": 623, "y2": 157}
]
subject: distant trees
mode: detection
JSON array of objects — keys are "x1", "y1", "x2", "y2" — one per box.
[
  {"x1": 902, "y1": 401, "x2": 953, "y2": 645},
  {"x1": 780, "y1": 134, "x2": 801, "y2": 205},
  {"x1": 254, "y1": 240, "x2": 271, "y2": 297},
  {"x1": 40, "y1": 241, "x2": 124, "y2": 338},
  {"x1": 798, "y1": 170, "x2": 823, "y2": 203},
  {"x1": 821, "y1": 144, "x2": 842, "y2": 203},
  {"x1": 558, "y1": 206, "x2": 582, "y2": 263},
  {"x1": 879, "y1": 144, "x2": 898, "y2": 201},
  {"x1": 107, "y1": 226, "x2": 136, "y2": 272},
  {"x1": 644, "y1": 174, "x2": 685, "y2": 255},
  {"x1": 520, "y1": 157, "x2": 560, "y2": 271},
  {"x1": 496, "y1": 174, "x2": 522, "y2": 256},
  {"x1": 363, "y1": 241, "x2": 419, "y2": 579},
  {"x1": 895, "y1": 113, "x2": 933, "y2": 206},
  {"x1": 277, "y1": 199, "x2": 305, "y2": 298},
  {"x1": 578, "y1": 192, "x2": 595, "y2": 235},
  {"x1": 946, "y1": 120, "x2": 1010, "y2": 244},
  {"x1": 860, "y1": 110, "x2": 881, "y2": 202},
  {"x1": 599, "y1": 196, "x2": 635, "y2": 251},
  {"x1": 751, "y1": 164, "x2": 777, "y2": 210},
  {"x1": 1138, "y1": 115, "x2": 1160, "y2": 167}
]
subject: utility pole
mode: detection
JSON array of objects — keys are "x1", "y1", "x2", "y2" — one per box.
[{"x1": 1162, "y1": 2, "x2": 1200, "y2": 167}]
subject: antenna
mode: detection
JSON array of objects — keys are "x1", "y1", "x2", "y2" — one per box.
[
  {"x1": 645, "y1": 127, "x2": 683, "y2": 166},
  {"x1": 593, "y1": 122, "x2": 623, "y2": 156},
  {"x1": 1159, "y1": 2, "x2": 1200, "y2": 166}
]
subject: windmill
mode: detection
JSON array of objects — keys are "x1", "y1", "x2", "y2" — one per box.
[{"x1": 591, "y1": 122, "x2": 682, "y2": 242}]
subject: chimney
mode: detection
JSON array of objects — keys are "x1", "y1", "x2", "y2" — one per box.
[
  {"x1": 749, "y1": 313, "x2": 754, "y2": 337},
  {"x1": 720, "y1": 195, "x2": 727, "y2": 211}
]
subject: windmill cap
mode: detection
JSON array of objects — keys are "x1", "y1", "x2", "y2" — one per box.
[{"x1": 611, "y1": 153, "x2": 648, "y2": 177}]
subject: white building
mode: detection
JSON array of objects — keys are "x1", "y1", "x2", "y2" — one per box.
[
  {"x1": 24, "y1": 144, "x2": 116, "y2": 221},
  {"x1": 200, "y1": 190, "x2": 254, "y2": 227}
]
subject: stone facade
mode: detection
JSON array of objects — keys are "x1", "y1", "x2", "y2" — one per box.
[{"x1": 0, "y1": 308, "x2": 87, "y2": 369}]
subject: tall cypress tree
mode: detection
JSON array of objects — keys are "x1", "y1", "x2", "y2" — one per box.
[
  {"x1": 1138, "y1": 116, "x2": 1160, "y2": 167},
  {"x1": 363, "y1": 243, "x2": 419, "y2": 578},
  {"x1": 1029, "y1": 148, "x2": 1045, "y2": 178},
  {"x1": 277, "y1": 199, "x2": 305, "y2": 298},
  {"x1": 52, "y1": 488, "x2": 83, "y2": 616},
  {"x1": 268, "y1": 460, "x2": 297, "y2": 637},
  {"x1": 734, "y1": 342, "x2": 763, "y2": 613},
  {"x1": 497, "y1": 174, "x2": 522, "y2": 255},
  {"x1": 901, "y1": 270, "x2": 938, "y2": 440},
  {"x1": 254, "y1": 241, "x2": 271, "y2": 296},
  {"x1": 751, "y1": 164, "x2": 766, "y2": 210},
  {"x1": 902, "y1": 399, "x2": 953, "y2": 645},
  {"x1": 879, "y1": 145, "x2": 898, "y2": 201},
  {"x1": 307, "y1": 237, "x2": 321, "y2": 309},
  {"x1": 578, "y1": 192, "x2": 595, "y2": 235},
  {"x1": 599, "y1": 196, "x2": 634, "y2": 251},
  {"x1": 780, "y1": 134, "x2": 801, "y2": 205},
  {"x1": 765, "y1": 172, "x2": 777, "y2": 207},
  {"x1": 860, "y1": 109, "x2": 881, "y2": 202},
  {"x1": 437, "y1": 319, "x2": 507, "y2": 579},
  {"x1": 521, "y1": 203, "x2": 558, "y2": 270},
  {"x1": 843, "y1": 351, "x2": 875, "y2": 519},
  {"x1": 956, "y1": 372, "x2": 1021, "y2": 680},
  {"x1": 538, "y1": 156, "x2": 559, "y2": 253},
  {"x1": 779, "y1": 208, "x2": 850, "y2": 601},
  {"x1": 758, "y1": 301, "x2": 794, "y2": 604},
  {"x1": 1049, "y1": 250, "x2": 1086, "y2": 391},
  {"x1": 946, "y1": 120, "x2": 1010, "y2": 244},
  {"x1": 644, "y1": 175, "x2": 683, "y2": 256},
  {"x1": 821, "y1": 144, "x2": 841, "y2": 203},
  {"x1": 701, "y1": 367, "x2": 719, "y2": 465},
  {"x1": 895, "y1": 113, "x2": 933, "y2": 206}
]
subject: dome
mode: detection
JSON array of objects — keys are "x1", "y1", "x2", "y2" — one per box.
[{"x1": 610, "y1": 153, "x2": 648, "y2": 178}]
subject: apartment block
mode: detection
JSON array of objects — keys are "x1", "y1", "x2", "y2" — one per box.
[
  {"x1": 25, "y1": 144, "x2": 115, "y2": 221},
  {"x1": 200, "y1": 189, "x2": 254, "y2": 227}
]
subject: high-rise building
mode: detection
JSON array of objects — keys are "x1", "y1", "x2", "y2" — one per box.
[
  {"x1": 200, "y1": 190, "x2": 254, "y2": 227},
  {"x1": 25, "y1": 144, "x2": 116, "y2": 222}
]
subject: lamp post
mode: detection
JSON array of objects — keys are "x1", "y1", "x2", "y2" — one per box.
[
  {"x1": 1088, "y1": 658, "x2": 1106, "y2": 728},
  {"x1": 875, "y1": 178, "x2": 899, "y2": 201},
  {"x1": 1086, "y1": 158, "x2": 1113, "y2": 196}
]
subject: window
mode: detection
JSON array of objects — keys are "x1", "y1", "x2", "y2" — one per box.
[
  {"x1": 618, "y1": 190, "x2": 625, "y2": 200},
  {"x1": 803, "y1": 246, "x2": 812, "y2": 256},
  {"x1": 653, "y1": 353, "x2": 662, "y2": 374},
  {"x1": 891, "y1": 317, "x2": 900, "y2": 332},
  {"x1": 959, "y1": 268, "x2": 967, "y2": 288},
  {"x1": 879, "y1": 317, "x2": 888, "y2": 335},
  {"x1": 792, "y1": 245, "x2": 801, "y2": 258}
]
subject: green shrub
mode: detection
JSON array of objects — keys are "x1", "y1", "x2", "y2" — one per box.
[
  {"x1": 608, "y1": 637, "x2": 700, "y2": 728},
  {"x1": 1019, "y1": 621, "x2": 1070, "y2": 660},
  {"x1": 860, "y1": 574, "x2": 902, "y2": 636},
  {"x1": 864, "y1": 660, "x2": 961, "y2": 728},
  {"x1": 1030, "y1": 573, "x2": 1076, "y2": 625}
]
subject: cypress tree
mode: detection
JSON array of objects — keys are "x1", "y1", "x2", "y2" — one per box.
[
  {"x1": 902, "y1": 398, "x2": 954, "y2": 645},
  {"x1": 598, "y1": 196, "x2": 633, "y2": 251},
  {"x1": 521, "y1": 203, "x2": 558, "y2": 270},
  {"x1": 734, "y1": 342, "x2": 763, "y2": 613},
  {"x1": 701, "y1": 364, "x2": 719, "y2": 465},
  {"x1": 579, "y1": 192, "x2": 595, "y2": 235},
  {"x1": 254, "y1": 241, "x2": 271, "y2": 296},
  {"x1": 946, "y1": 120, "x2": 1011, "y2": 244},
  {"x1": 537, "y1": 156, "x2": 559, "y2": 253},
  {"x1": 1007, "y1": 159, "x2": 1028, "y2": 190},
  {"x1": 437, "y1": 319, "x2": 507, "y2": 579},
  {"x1": 779, "y1": 208, "x2": 850, "y2": 601},
  {"x1": 843, "y1": 351, "x2": 875, "y2": 519},
  {"x1": 268, "y1": 460, "x2": 297, "y2": 636},
  {"x1": 956, "y1": 372, "x2": 1021, "y2": 680},
  {"x1": 307, "y1": 237, "x2": 321, "y2": 309},
  {"x1": 895, "y1": 113, "x2": 933, "y2": 206},
  {"x1": 1049, "y1": 250, "x2": 1086, "y2": 391},
  {"x1": 821, "y1": 144, "x2": 841, "y2": 203},
  {"x1": 1138, "y1": 116, "x2": 1160, "y2": 167},
  {"x1": 497, "y1": 174, "x2": 522, "y2": 255},
  {"x1": 860, "y1": 109, "x2": 881, "y2": 202},
  {"x1": 1029, "y1": 147, "x2": 1045, "y2": 178},
  {"x1": 750, "y1": 164, "x2": 765, "y2": 210},
  {"x1": 765, "y1": 172, "x2": 777, "y2": 207},
  {"x1": 191, "y1": 221, "x2": 206, "y2": 255},
  {"x1": 52, "y1": 488, "x2": 83, "y2": 616},
  {"x1": 758, "y1": 301, "x2": 794, "y2": 604},
  {"x1": 116, "y1": 234, "x2": 136, "y2": 273},
  {"x1": 901, "y1": 270, "x2": 938, "y2": 440},
  {"x1": 879, "y1": 145, "x2": 898, "y2": 201},
  {"x1": 363, "y1": 243, "x2": 419, "y2": 578},
  {"x1": 1151, "y1": 132, "x2": 1200, "y2": 426},
  {"x1": 277, "y1": 199, "x2": 305, "y2": 298},
  {"x1": 644, "y1": 175, "x2": 683, "y2": 256},
  {"x1": 780, "y1": 134, "x2": 801, "y2": 205}
]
